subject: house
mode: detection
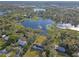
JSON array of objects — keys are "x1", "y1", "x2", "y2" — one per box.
[
  {"x1": 54, "y1": 45, "x2": 59, "y2": 49},
  {"x1": 33, "y1": 8, "x2": 46, "y2": 12},
  {"x1": 31, "y1": 44, "x2": 44, "y2": 51},
  {"x1": 23, "y1": 14, "x2": 27, "y2": 17},
  {"x1": 4, "y1": 36, "x2": 9, "y2": 41},
  {"x1": 19, "y1": 5, "x2": 25, "y2": 8},
  {"x1": 0, "y1": 49, "x2": 7, "y2": 55},
  {"x1": 15, "y1": 17, "x2": 20, "y2": 20},
  {"x1": 56, "y1": 47, "x2": 65, "y2": 53},
  {"x1": 54, "y1": 45, "x2": 65, "y2": 53},
  {"x1": 2, "y1": 35, "x2": 9, "y2": 41},
  {"x1": 72, "y1": 52, "x2": 79, "y2": 57},
  {"x1": 2, "y1": 35, "x2": 6, "y2": 38},
  {"x1": 18, "y1": 39, "x2": 27, "y2": 47}
]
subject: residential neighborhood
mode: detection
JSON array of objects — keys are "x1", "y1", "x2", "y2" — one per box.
[{"x1": 0, "y1": 1, "x2": 79, "y2": 57}]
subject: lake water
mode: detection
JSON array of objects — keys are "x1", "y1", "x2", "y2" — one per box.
[
  {"x1": 21, "y1": 18, "x2": 53, "y2": 31},
  {"x1": 22, "y1": 18, "x2": 79, "y2": 32}
]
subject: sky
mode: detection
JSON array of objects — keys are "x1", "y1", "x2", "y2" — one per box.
[{"x1": 0, "y1": 0, "x2": 78, "y2": 1}]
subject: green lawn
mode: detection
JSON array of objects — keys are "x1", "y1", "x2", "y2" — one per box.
[{"x1": 0, "y1": 39, "x2": 5, "y2": 47}]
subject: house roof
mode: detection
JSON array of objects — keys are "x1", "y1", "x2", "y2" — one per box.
[
  {"x1": 0, "y1": 49, "x2": 7, "y2": 54},
  {"x1": 32, "y1": 44, "x2": 44, "y2": 51},
  {"x1": 4, "y1": 36, "x2": 9, "y2": 40},
  {"x1": 2, "y1": 35, "x2": 6, "y2": 38},
  {"x1": 56, "y1": 47, "x2": 65, "y2": 52},
  {"x1": 33, "y1": 8, "x2": 46, "y2": 12},
  {"x1": 18, "y1": 39, "x2": 27, "y2": 46},
  {"x1": 2, "y1": 35, "x2": 9, "y2": 41}
]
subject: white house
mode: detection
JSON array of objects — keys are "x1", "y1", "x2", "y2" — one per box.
[
  {"x1": 54, "y1": 45, "x2": 59, "y2": 49},
  {"x1": 2, "y1": 35, "x2": 9, "y2": 41},
  {"x1": 2, "y1": 35, "x2": 6, "y2": 38},
  {"x1": 33, "y1": 8, "x2": 46, "y2": 12}
]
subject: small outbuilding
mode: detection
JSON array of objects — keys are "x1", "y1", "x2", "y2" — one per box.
[{"x1": 18, "y1": 39, "x2": 27, "y2": 47}]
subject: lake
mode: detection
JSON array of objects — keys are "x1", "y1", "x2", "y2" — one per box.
[
  {"x1": 21, "y1": 18, "x2": 79, "y2": 32},
  {"x1": 21, "y1": 18, "x2": 53, "y2": 31}
]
